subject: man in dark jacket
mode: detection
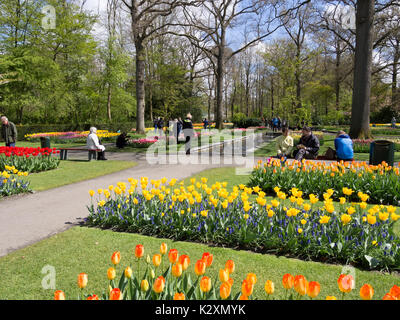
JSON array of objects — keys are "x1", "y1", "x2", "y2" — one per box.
[
  {"x1": 182, "y1": 113, "x2": 195, "y2": 155},
  {"x1": 1, "y1": 116, "x2": 17, "y2": 147},
  {"x1": 292, "y1": 126, "x2": 320, "y2": 161}
]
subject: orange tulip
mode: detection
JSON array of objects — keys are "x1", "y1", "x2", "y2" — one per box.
[
  {"x1": 225, "y1": 260, "x2": 235, "y2": 274},
  {"x1": 200, "y1": 276, "x2": 212, "y2": 293},
  {"x1": 202, "y1": 252, "x2": 213, "y2": 267},
  {"x1": 246, "y1": 273, "x2": 257, "y2": 285},
  {"x1": 168, "y1": 249, "x2": 179, "y2": 264},
  {"x1": 326, "y1": 296, "x2": 337, "y2": 300},
  {"x1": 294, "y1": 275, "x2": 308, "y2": 296},
  {"x1": 239, "y1": 294, "x2": 248, "y2": 300},
  {"x1": 383, "y1": 293, "x2": 397, "y2": 300},
  {"x1": 337, "y1": 274, "x2": 354, "y2": 293},
  {"x1": 160, "y1": 242, "x2": 168, "y2": 255},
  {"x1": 264, "y1": 280, "x2": 275, "y2": 295},
  {"x1": 174, "y1": 292, "x2": 185, "y2": 300},
  {"x1": 307, "y1": 281, "x2": 320, "y2": 298},
  {"x1": 227, "y1": 278, "x2": 234, "y2": 287},
  {"x1": 153, "y1": 254, "x2": 162, "y2": 267},
  {"x1": 389, "y1": 285, "x2": 400, "y2": 299},
  {"x1": 241, "y1": 279, "x2": 254, "y2": 296},
  {"x1": 110, "y1": 288, "x2": 122, "y2": 300},
  {"x1": 178, "y1": 254, "x2": 190, "y2": 271},
  {"x1": 107, "y1": 267, "x2": 116, "y2": 280},
  {"x1": 87, "y1": 294, "x2": 99, "y2": 300},
  {"x1": 220, "y1": 282, "x2": 231, "y2": 300},
  {"x1": 153, "y1": 276, "x2": 166, "y2": 294},
  {"x1": 172, "y1": 263, "x2": 183, "y2": 278},
  {"x1": 360, "y1": 284, "x2": 374, "y2": 300},
  {"x1": 195, "y1": 259, "x2": 206, "y2": 276},
  {"x1": 282, "y1": 273, "x2": 294, "y2": 289},
  {"x1": 54, "y1": 290, "x2": 65, "y2": 300},
  {"x1": 135, "y1": 244, "x2": 144, "y2": 258},
  {"x1": 77, "y1": 273, "x2": 88, "y2": 289},
  {"x1": 111, "y1": 251, "x2": 121, "y2": 265},
  {"x1": 219, "y1": 269, "x2": 229, "y2": 283}
]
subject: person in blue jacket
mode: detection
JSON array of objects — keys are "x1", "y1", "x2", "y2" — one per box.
[{"x1": 334, "y1": 131, "x2": 354, "y2": 161}]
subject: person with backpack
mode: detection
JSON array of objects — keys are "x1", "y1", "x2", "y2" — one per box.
[{"x1": 334, "y1": 131, "x2": 354, "y2": 161}]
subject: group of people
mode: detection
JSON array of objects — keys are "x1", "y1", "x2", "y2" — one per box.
[{"x1": 275, "y1": 126, "x2": 354, "y2": 162}]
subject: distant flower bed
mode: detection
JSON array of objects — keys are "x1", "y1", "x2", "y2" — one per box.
[
  {"x1": 129, "y1": 138, "x2": 158, "y2": 148},
  {"x1": 353, "y1": 139, "x2": 400, "y2": 153},
  {"x1": 0, "y1": 147, "x2": 60, "y2": 173},
  {"x1": 0, "y1": 166, "x2": 30, "y2": 197},
  {"x1": 25, "y1": 130, "x2": 119, "y2": 143}
]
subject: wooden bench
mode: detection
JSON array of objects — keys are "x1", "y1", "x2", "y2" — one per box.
[{"x1": 58, "y1": 148, "x2": 102, "y2": 161}]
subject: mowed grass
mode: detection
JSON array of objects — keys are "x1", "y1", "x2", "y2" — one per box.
[
  {"x1": 25, "y1": 160, "x2": 137, "y2": 192},
  {"x1": 0, "y1": 227, "x2": 399, "y2": 300},
  {"x1": 14, "y1": 141, "x2": 86, "y2": 149}
]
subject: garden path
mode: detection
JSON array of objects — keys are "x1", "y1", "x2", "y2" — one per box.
[{"x1": 0, "y1": 156, "x2": 239, "y2": 257}]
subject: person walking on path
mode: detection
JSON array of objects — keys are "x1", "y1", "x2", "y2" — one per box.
[
  {"x1": 392, "y1": 117, "x2": 397, "y2": 129},
  {"x1": 87, "y1": 127, "x2": 107, "y2": 160},
  {"x1": 292, "y1": 126, "x2": 320, "y2": 161},
  {"x1": 1, "y1": 116, "x2": 17, "y2": 147},
  {"x1": 203, "y1": 118, "x2": 209, "y2": 130},
  {"x1": 183, "y1": 113, "x2": 195, "y2": 155}
]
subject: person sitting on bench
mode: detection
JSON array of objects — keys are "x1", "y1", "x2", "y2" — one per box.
[
  {"x1": 275, "y1": 126, "x2": 293, "y2": 161},
  {"x1": 292, "y1": 126, "x2": 320, "y2": 161},
  {"x1": 87, "y1": 127, "x2": 107, "y2": 160}
]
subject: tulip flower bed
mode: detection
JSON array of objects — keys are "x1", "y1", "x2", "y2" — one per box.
[
  {"x1": 53, "y1": 243, "x2": 400, "y2": 300},
  {"x1": 25, "y1": 130, "x2": 119, "y2": 144},
  {"x1": 129, "y1": 138, "x2": 159, "y2": 148},
  {"x1": 86, "y1": 177, "x2": 400, "y2": 271},
  {"x1": 0, "y1": 147, "x2": 60, "y2": 173},
  {"x1": 249, "y1": 159, "x2": 400, "y2": 206},
  {"x1": 0, "y1": 166, "x2": 30, "y2": 197}
]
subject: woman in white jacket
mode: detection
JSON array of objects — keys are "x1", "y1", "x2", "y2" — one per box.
[{"x1": 87, "y1": 127, "x2": 107, "y2": 160}]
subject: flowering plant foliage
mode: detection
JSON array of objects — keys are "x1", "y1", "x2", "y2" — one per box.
[{"x1": 0, "y1": 165, "x2": 30, "y2": 197}]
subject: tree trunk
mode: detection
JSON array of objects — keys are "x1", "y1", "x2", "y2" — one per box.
[
  {"x1": 295, "y1": 47, "x2": 302, "y2": 108},
  {"x1": 216, "y1": 46, "x2": 225, "y2": 129},
  {"x1": 335, "y1": 40, "x2": 342, "y2": 110},
  {"x1": 349, "y1": 0, "x2": 374, "y2": 139},
  {"x1": 107, "y1": 84, "x2": 112, "y2": 121},
  {"x1": 271, "y1": 77, "x2": 275, "y2": 116},
  {"x1": 135, "y1": 41, "x2": 146, "y2": 134},
  {"x1": 392, "y1": 40, "x2": 399, "y2": 109}
]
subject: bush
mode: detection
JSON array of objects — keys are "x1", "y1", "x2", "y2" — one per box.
[
  {"x1": 232, "y1": 113, "x2": 262, "y2": 128},
  {"x1": 371, "y1": 106, "x2": 399, "y2": 124}
]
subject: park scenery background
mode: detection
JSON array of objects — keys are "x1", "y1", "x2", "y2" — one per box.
[{"x1": 1, "y1": 0, "x2": 400, "y2": 302}]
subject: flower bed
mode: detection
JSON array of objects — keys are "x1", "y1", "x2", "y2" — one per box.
[
  {"x1": 0, "y1": 166, "x2": 30, "y2": 197},
  {"x1": 249, "y1": 159, "x2": 400, "y2": 206},
  {"x1": 86, "y1": 177, "x2": 400, "y2": 270},
  {"x1": 0, "y1": 147, "x2": 60, "y2": 173},
  {"x1": 129, "y1": 138, "x2": 159, "y2": 148},
  {"x1": 353, "y1": 139, "x2": 400, "y2": 153},
  {"x1": 25, "y1": 130, "x2": 119, "y2": 143},
  {"x1": 53, "y1": 244, "x2": 400, "y2": 300}
]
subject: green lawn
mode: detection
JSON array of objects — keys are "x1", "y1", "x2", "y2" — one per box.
[
  {"x1": 0, "y1": 227, "x2": 398, "y2": 300},
  {"x1": 25, "y1": 160, "x2": 137, "y2": 192}
]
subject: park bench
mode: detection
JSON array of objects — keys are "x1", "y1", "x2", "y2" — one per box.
[{"x1": 58, "y1": 148, "x2": 102, "y2": 161}]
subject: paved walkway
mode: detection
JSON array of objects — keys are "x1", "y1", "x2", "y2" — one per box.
[{"x1": 0, "y1": 154, "x2": 249, "y2": 257}]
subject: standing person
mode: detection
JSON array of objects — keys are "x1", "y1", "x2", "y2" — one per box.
[
  {"x1": 203, "y1": 118, "x2": 209, "y2": 130},
  {"x1": 292, "y1": 126, "x2": 320, "y2": 161},
  {"x1": 157, "y1": 117, "x2": 164, "y2": 136},
  {"x1": 334, "y1": 131, "x2": 354, "y2": 162},
  {"x1": 182, "y1": 113, "x2": 195, "y2": 155},
  {"x1": 276, "y1": 126, "x2": 294, "y2": 161},
  {"x1": 1, "y1": 116, "x2": 17, "y2": 147},
  {"x1": 392, "y1": 116, "x2": 397, "y2": 129},
  {"x1": 272, "y1": 117, "x2": 278, "y2": 132},
  {"x1": 87, "y1": 127, "x2": 107, "y2": 160},
  {"x1": 154, "y1": 117, "x2": 159, "y2": 134},
  {"x1": 277, "y1": 117, "x2": 281, "y2": 130}
]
